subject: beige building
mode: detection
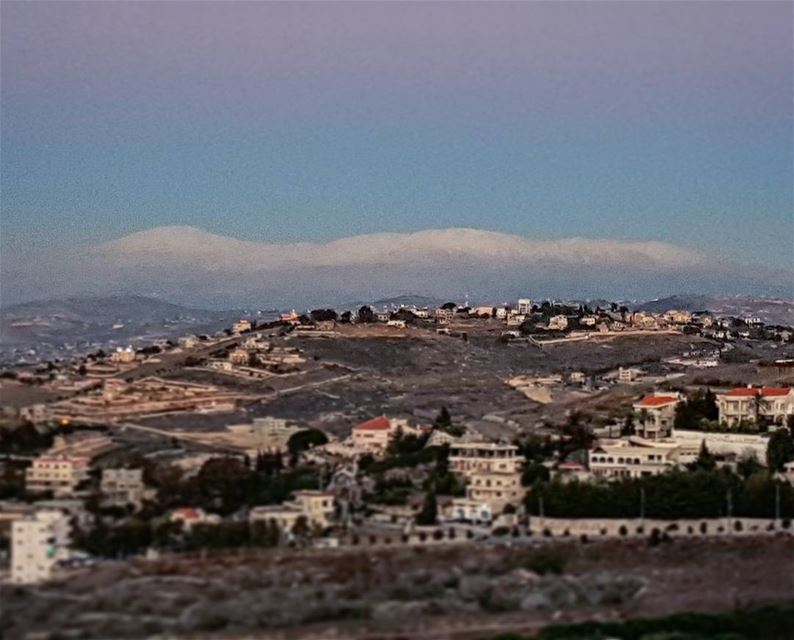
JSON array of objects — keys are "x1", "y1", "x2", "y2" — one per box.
[
  {"x1": 350, "y1": 416, "x2": 416, "y2": 454},
  {"x1": 249, "y1": 490, "x2": 335, "y2": 532},
  {"x1": 449, "y1": 442, "x2": 525, "y2": 513},
  {"x1": 228, "y1": 348, "x2": 251, "y2": 366},
  {"x1": 547, "y1": 315, "x2": 568, "y2": 331},
  {"x1": 232, "y1": 319, "x2": 252, "y2": 334},
  {"x1": 110, "y1": 346, "x2": 136, "y2": 364},
  {"x1": 26, "y1": 455, "x2": 91, "y2": 497},
  {"x1": 663, "y1": 310, "x2": 692, "y2": 324},
  {"x1": 11, "y1": 509, "x2": 71, "y2": 584},
  {"x1": 589, "y1": 438, "x2": 698, "y2": 479},
  {"x1": 717, "y1": 387, "x2": 794, "y2": 427},
  {"x1": 633, "y1": 393, "x2": 681, "y2": 439}
]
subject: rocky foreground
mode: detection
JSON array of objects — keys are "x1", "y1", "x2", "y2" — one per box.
[{"x1": 2, "y1": 537, "x2": 793, "y2": 639}]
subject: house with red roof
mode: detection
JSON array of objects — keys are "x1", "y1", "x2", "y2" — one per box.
[
  {"x1": 350, "y1": 416, "x2": 418, "y2": 454},
  {"x1": 170, "y1": 507, "x2": 220, "y2": 530},
  {"x1": 632, "y1": 392, "x2": 682, "y2": 440},
  {"x1": 716, "y1": 386, "x2": 794, "y2": 428},
  {"x1": 351, "y1": 416, "x2": 395, "y2": 453}
]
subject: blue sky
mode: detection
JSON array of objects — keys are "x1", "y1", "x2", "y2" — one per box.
[{"x1": 1, "y1": 1, "x2": 792, "y2": 272}]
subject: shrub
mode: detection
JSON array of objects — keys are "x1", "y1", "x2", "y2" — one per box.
[{"x1": 520, "y1": 550, "x2": 567, "y2": 575}]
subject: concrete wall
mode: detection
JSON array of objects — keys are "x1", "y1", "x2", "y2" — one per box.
[
  {"x1": 673, "y1": 429, "x2": 768, "y2": 464},
  {"x1": 529, "y1": 516, "x2": 791, "y2": 539}
]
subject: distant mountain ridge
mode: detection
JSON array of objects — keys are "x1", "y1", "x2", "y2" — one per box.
[
  {"x1": 1, "y1": 294, "x2": 212, "y2": 318},
  {"x1": 0, "y1": 295, "x2": 240, "y2": 355},
  {"x1": 635, "y1": 294, "x2": 794, "y2": 325}
]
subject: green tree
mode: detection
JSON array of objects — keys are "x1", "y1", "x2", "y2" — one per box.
[
  {"x1": 287, "y1": 429, "x2": 329, "y2": 455},
  {"x1": 689, "y1": 440, "x2": 717, "y2": 472},
  {"x1": 622, "y1": 413, "x2": 635, "y2": 437},
  {"x1": 416, "y1": 490, "x2": 438, "y2": 525},
  {"x1": 309, "y1": 308, "x2": 338, "y2": 322},
  {"x1": 357, "y1": 306, "x2": 375, "y2": 323},
  {"x1": 767, "y1": 428, "x2": 794, "y2": 472}
]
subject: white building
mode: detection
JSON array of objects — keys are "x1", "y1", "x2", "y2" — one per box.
[
  {"x1": 444, "y1": 498, "x2": 492, "y2": 524},
  {"x1": 716, "y1": 387, "x2": 794, "y2": 427},
  {"x1": 11, "y1": 510, "x2": 71, "y2": 584},
  {"x1": 588, "y1": 438, "x2": 698, "y2": 479},
  {"x1": 672, "y1": 429, "x2": 769, "y2": 465},
  {"x1": 516, "y1": 299, "x2": 532, "y2": 315},
  {"x1": 101, "y1": 468, "x2": 146, "y2": 509},
  {"x1": 618, "y1": 367, "x2": 643, "y2": 383}
]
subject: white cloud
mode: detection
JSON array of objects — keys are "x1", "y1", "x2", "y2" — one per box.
[{"x1": 94, "y1": 225, "x2": 707, "y2": 271}]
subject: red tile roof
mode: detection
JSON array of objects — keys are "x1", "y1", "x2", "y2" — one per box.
[
  {"x1": 354, "y1": 416, "x2": 391, "y2": 431},
  {"x1": 636, "y1": 395, "x2": 679, "y2": 407},
  {"x1": 557, "y1": 462, "x2": 585, "y2": 470},
  {"x1": 725, "y1": 387, "x2": 792, "y2": 398},
  {"x1": 172, "y1": 508, "x2": 200, "y2": 520}
]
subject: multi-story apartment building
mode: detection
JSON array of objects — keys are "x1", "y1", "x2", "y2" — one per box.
[
  {"x1": 100, "y1": 468, "x2": 146, "y2": 509},
  {"x1": 588, "y1": 438, "x2": 698, "y2": 479},
  {"x1": 716, "y1": 387, "x2": 794, "y2": 427},
  {"x1": 25, "y1": 455, "x2": 91, "y2": 497},
  {"x1": 11, "y1": 510, "x2": 71, "y2": 584},
  {"x1": 516, "y1": 299, "x2": 532, "y2": 315},
  {"x1": 449, "y1": 442, "x2": 525, "y2": 514},
  {"x1": 633, "y1": 393, "x2": 681, "y2": 439}
]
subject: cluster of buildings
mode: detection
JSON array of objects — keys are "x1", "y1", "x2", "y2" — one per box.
[
  {"x1": 204, "y1": 338, "x2": 306, "y2": 378},
  {"x1": 49, "y1": 377, "x2": 246, "y2": 423}
]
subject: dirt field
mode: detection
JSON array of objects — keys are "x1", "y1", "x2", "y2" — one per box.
[{"x1": 2, "y1": 537, "x2": 792, "y2": 639}]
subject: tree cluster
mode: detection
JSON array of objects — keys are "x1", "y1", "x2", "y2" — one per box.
[
  {"x1": 525, "y1": 468, "x2": 793, "y2": 519},
  {"x1": 673, "y1": 389, "x2": 719, "y2": 429}
]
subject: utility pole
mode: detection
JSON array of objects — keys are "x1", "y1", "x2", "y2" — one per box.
[
  {"x1": 775, "y1": 483, "x2": 781, "y2": 522},
  {"x1": 640, "y1": 487, "x2": 645, "y2": 525}
]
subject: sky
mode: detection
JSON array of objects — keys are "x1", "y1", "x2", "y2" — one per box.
[{"x1": 1, "y1": 1, "x2": 792, "y2": 304}]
